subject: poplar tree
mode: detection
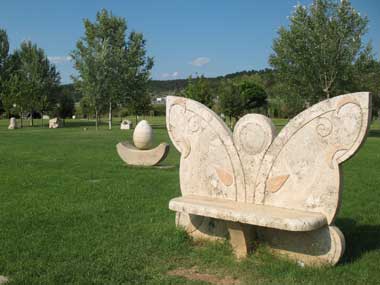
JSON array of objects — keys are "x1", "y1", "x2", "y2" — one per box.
[
  {"x1": 0, "y1": 28, "x2": 9, "y2": 113},
  {"x1": 72, "y1": 9, "x2": 153, "y2": 130},
  {"x1": 270, "y1": 0, "x2": 369, "y2": 102}
]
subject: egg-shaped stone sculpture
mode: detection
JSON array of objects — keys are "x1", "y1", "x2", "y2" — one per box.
[{"x1": 133, "y1": 120, "x2": 153, "y2": 150}]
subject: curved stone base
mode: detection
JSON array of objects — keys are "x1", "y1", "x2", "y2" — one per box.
[
  {"x1": 174, "y1": 212, "x2": 345, "y2": 266},
  {"x1": 256, "y1": 225, "x2": 345, "y2": 266},
  {"x1": 116, "y1": 141, "x2": 169, "y2": 166}
]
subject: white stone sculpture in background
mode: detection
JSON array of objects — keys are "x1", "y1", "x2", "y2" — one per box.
[
  {"x1": 116, "y1": 120, "x2": 169, "y2": 166},
  {"x1": 166, "y1": 92, "x2": 372, "y2": 266},
  {"x1": 120, "y1": 119, "x2": 133, "y2": 130},
  {"x1": 49, "y1": 117, "x2": 62, "y2": 128},
  {"x1": 8, "y1": 117, "x2": 17, "y2": 129}
]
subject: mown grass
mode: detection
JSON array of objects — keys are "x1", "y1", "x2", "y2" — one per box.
[{"x1": 0, "y1": 117, "x2": 379, "y2": 284}]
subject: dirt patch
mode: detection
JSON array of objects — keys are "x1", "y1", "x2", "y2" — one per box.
[{"x1": 167, "y1": 267, "x2": 239, "y2": 284}]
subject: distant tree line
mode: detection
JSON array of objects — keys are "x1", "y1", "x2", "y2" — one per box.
[
  {"x1": 0, "y1": 30, "x2": 75, "y2": 127},
  {"x1": 179, "y1": 74, "x2": 269, "y2": 127}
]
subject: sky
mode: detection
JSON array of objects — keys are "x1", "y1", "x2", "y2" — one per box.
[{"x1": 0, "y1": 0, "x2": 379, "y2": 84}]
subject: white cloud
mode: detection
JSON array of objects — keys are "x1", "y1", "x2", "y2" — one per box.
[
  {"x1": 48, "y1": 55, "x2": 72, "y2": 64},
  {"x1": 189, "y1": 57, "x2": 210, "y2": 67},
  {"x1": 161, "y1": 71, "x2": 179, "y2": 79}
]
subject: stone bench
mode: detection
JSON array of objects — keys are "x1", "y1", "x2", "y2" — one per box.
[
  {"x1": 169, "y1": 195, "x2": 327, "y2": 232},
  {"x1": 165, "y1": 93, "x2": 371, "y2": 266}
]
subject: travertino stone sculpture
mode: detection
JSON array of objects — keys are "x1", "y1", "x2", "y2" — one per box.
[
  {"x1": 49, "y1": 118, "x2": 62, "y2": 128},
  {"x1": 116, "y1": 120, "x2": 169, "y2": 166},
  {"x1": 8, "y1": 117, "x2": 17, "y2": 129},
  {"x1": 120, "y1": 119, "x2": 133, "y2": 130},
  {"x1": 133, "y1": 120, "x2": 153, "y2": 149},
  {"x1": 166, "y1": 92, "x2": 372, "y2": 266}
]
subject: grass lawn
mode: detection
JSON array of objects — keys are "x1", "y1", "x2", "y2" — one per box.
[{"x1": 0, "y1": 117, "x2": 379, "y2": 284}]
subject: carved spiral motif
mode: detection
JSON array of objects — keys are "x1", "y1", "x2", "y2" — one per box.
[{"x1": 316, "y1": 117, "x2": 333, "y2": 137}]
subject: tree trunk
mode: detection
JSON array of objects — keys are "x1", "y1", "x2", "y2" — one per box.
[
  {"x1": 20, "y1": 108, "x2": 23, "y2": 128},
  {"x1": 30, "y1": 110, "x2": 34, "y2": 127},
  {"x1": 41, "y1": 113, "x2": 43, "y2": 128},
  {"x1": 323, "y1": 88, "x2": 330, "y2": 99},
  {"x1": 108, "y1": 101, "x2": 112, "y2": 130},
  {"x1": 135, "y1": 114, "x2": 138, "y2": 126},
  {"x1": 95, "y1": 109, "x2": 99, "y2": 131}
]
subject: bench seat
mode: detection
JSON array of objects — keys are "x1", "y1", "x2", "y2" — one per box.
[{"x1": 169, "y1": 195, "x2": 327, "y2": 232}]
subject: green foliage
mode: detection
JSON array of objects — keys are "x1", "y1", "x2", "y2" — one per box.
[
  {"x1": 183, "y1": 75, "x2": 214, "y2": 108},
  {"x1": 0, "y1": 28, "x2": 9, "y2": 75},
  {"x1": 53, "y1": 86, "x2": 75, "y2": 119},
  {"x1": 78, "y1": 95, "x2": 94, "y2": 119},
  {"x1": 128, "y1": 92, "x2": 152, "y2": 116},
  {"x1": 152, "y1": 104, "x2": 166, "y2": 116},
  {"x1": 149, "y1": 78, "x2": 188, "y2": 96},
  {"x1": 0, "y1": 29, "x2": 10, "y2": 115},
  {"x1": 72, "y1": 9, "x2": 127, "y2": 113},
  {"x1": 124, "y1": 31, "x2": 154, "y2": 117},
  {"x1": 118, "y1": 107, "x2": 129, "y2": 118},
  {"x1": 269, "y1": 94, "x2": 305, "y2": 119},
  {"x1": 219, "y1": 79, "x2": 242, "y2": 122},
  {"x1": 60, "y1": 84, "x2": 82, "y2": 102},
  {"x1": 239, "y1": 80, "x2": 267, "y2": 111},
  {"x1": 0, "y1": 40, "x2": 60, "y2": 122},
  {"x1": 270, "y1": 0, "x2": 369, "y2": 102},
  {"x1": 72, "y1": 9, "x2": 153, "y2": 129},
  {"x1": 351, "y1": 45, "x2": 380, "y2": 118},
  {"x1": 219, "y1": 79, "x2": 268, "y2": 125}
]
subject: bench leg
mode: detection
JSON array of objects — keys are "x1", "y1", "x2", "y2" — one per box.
[
  {"x1": 176, "y1": 213, "x2": 255, "y2": 259},
  {"x1": 256, "y1": 225, "x2": 345, "y2": 266},
  {"x1": 227, "y1": 222, "x2": 255, "y2": 259}
]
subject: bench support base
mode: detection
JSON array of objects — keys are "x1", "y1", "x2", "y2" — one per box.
[
  {"x1": 226, "y1": 222, "x2": 255, "y2": 259},
  {"x1": 256, "y1": 225, "x2": 345, "y2": 266},
  {"x1": 175, "y1": 212, "x2": 345, "y2": 266}
]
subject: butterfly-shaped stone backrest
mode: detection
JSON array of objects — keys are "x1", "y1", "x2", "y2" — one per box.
[{"x1": 166, "y1": 93, "x2": 371, "y2": 224}]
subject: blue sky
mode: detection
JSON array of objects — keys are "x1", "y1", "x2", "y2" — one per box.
[{"x1": 1, "y1": 0, "x2": 379, "y2": 84}]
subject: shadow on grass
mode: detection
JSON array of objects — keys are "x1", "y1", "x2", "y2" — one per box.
[
  {"x1": 337, "y1": 218, "x2": 380, "y2": 264},
  {"x1": 150, "y1": 124, "x2": 167, "y2": 129}
]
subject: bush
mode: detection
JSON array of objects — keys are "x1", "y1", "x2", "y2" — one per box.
[
  {"x1": 119, "y1": 108, "x2": 129, "y2": 118},
  {"x1": 152, "y1": 104, "x2": 166, "y2": 116}
]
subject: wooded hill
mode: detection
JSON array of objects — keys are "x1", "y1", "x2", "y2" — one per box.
[{"x1": 62, "y1": 68, "x2": 274, "y2": 101}]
